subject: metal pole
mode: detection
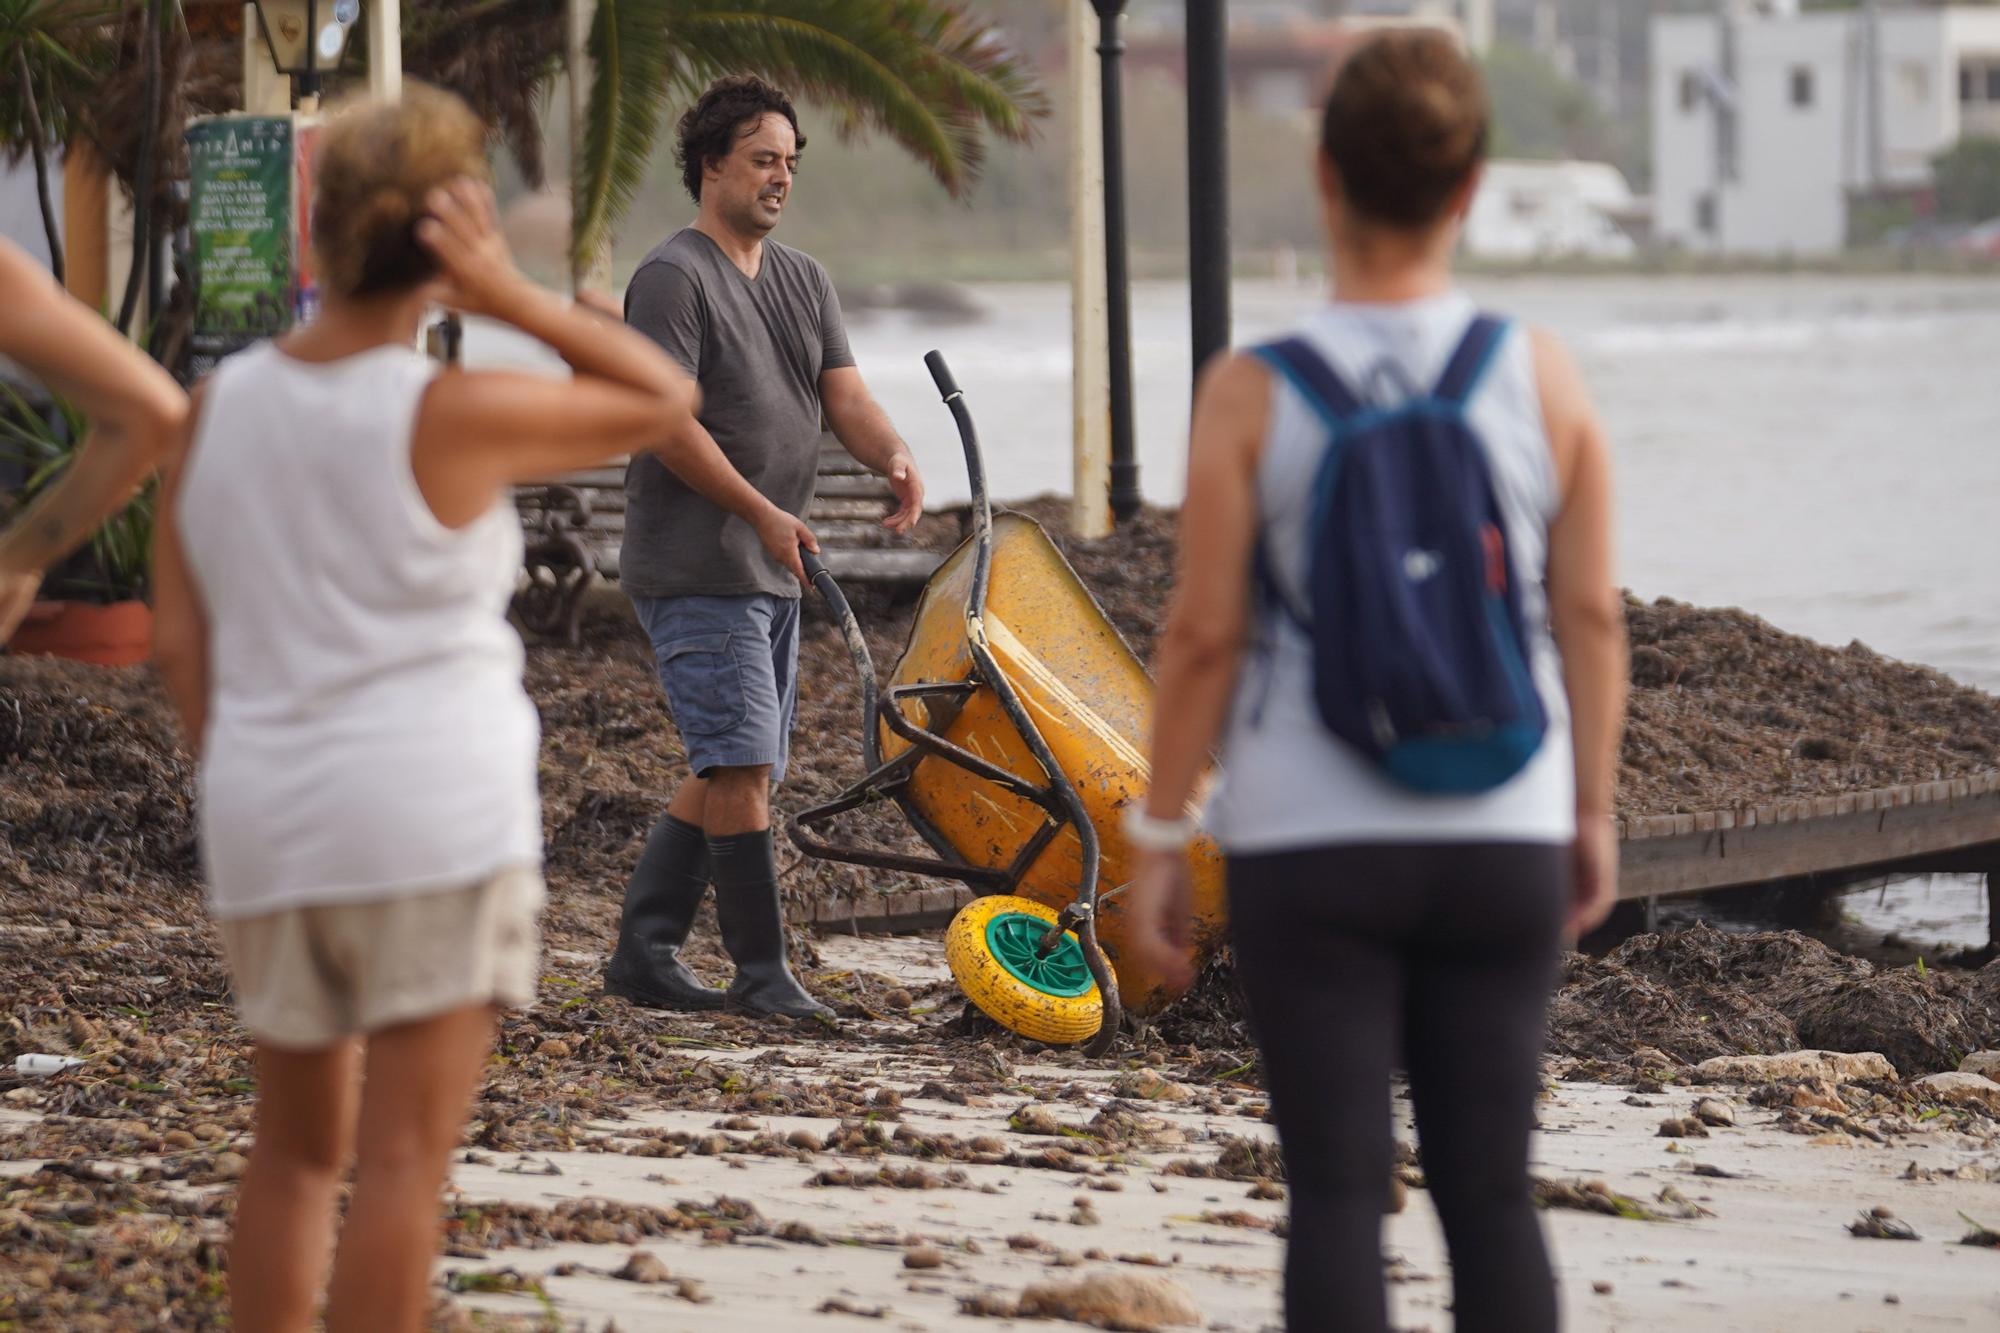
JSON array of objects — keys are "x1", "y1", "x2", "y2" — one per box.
[
  {"x1": 1186, "y1": 0, "x2": 1231, "y2": 381},
  {"x1": 1068, "y1": 3, "x2": 1111, "y2": 540},
  {"x1": 243, "y1": 4, "x2": 291, "y2": 114},
  {"x1": 302, "y1": 0, "x2": 319, "y2": 100},
  {"x1": 367, "y1": 0, "x2": 402, "y2": 101},
  {"x1": 1863, "y1": 0, "x2": 1883, "y2": 190},
  {"x1": 1092, "y1": 0, "x2": 1139, "y2": 524}
]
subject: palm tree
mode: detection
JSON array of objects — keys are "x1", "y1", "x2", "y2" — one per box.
[
  {"x1": 395, "y1": 0, "x2": 1045, "y2": 279},
  {"x1": 34, "y1": 0, "x2": 1042, "y2": 356},
  {"x1": 0, "y1": 0, "x2": 118, "y2": 284}
]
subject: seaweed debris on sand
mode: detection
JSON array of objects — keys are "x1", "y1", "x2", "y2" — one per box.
[
  {"x1": 6, "y1": 498, "x2": 2000, "y2": 1324},
  {"x1": 1549, "y1": 923, "x2": 2000, "y2": 1075}
]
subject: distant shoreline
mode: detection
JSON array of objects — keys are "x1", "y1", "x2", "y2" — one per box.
[{"x1": 787, "y1": 247, "x2": 2000, "y2": 290}]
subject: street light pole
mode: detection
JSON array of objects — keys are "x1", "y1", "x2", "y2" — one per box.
[
  {"x1": 1186, "y1": 0, "x2": 1231, "y2": 381},
  {"x1": 367, "y1": 0, "x2": 400, "y2": 100},
  {"x1": 1067, "y1": 1, "x2": 1111, "y2": 539},
  {"x1": 1091, "y1": 0, "x2": 1139, "y2": 524},
  {"x1": 300, "y1": 0, "x2": 319, "y2": 104}
]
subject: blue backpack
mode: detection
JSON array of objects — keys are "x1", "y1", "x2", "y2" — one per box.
[{"x1": 1250, "y1": 315, "x2": 1546, "y2": 794}]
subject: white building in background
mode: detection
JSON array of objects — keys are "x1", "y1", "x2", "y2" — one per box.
[
  {"x1": 1463, "y1": 159, "x2": 1641, "y2": 260},
  {"x1": 1653, "y1": 2, "x2": 2000, "y2": 255}
]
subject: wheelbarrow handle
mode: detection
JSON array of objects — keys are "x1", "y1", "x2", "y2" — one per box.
[{"x1": 924, "y1": 350, "x2": 962, "y2": 401}]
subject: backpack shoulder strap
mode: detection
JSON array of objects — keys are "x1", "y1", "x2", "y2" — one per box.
[
  {"x1": 1431, "y1": 314, "x2": 1511, "y2": 407},
  {"x1": 1250, "y1": 335, "x2": 1363, "y2": 428}
]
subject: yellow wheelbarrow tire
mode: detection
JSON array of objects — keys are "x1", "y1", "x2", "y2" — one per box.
[{"x1": 946, "y1": 895, "x2": 1113, "y2": 1046}]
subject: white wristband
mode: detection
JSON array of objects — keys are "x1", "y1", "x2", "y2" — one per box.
[{"x1": 1121, "y1": 804, "x2": 1198, "y2": 853}]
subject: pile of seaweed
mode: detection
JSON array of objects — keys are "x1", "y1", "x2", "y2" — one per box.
[{"x1": 1548, "y1": 922, "x2": 2000, "y2": 1076}]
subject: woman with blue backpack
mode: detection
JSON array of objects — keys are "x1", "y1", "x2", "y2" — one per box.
[{"x1": 1124, "y1": 29, "x2": 1627, "y2": 1332}]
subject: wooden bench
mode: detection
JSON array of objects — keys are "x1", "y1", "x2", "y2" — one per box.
[
  {"x1": 807, "y1": 440, "x2": 948, "y2": 585},
  {"x1": 513, "y1": 438, "x2": 943, "y2": 645},
  {"x1": 514, "y1": 464, "x2": 626, "y2": 645}
]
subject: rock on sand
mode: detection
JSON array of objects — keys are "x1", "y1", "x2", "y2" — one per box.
[
  {"x1": 1911, "y1": 1071, "x2": 2000, "y2": 1116},
  {"x1": 1959, "y1": 1050, "x2": 2000, "y2": 1081},
  {"x1": 1693, "y1": 1051, "x2": 1898, "y2": 1085},
  {"x1": 1012, "y1": 1271, "x2": 1202, "y2": 1331}
]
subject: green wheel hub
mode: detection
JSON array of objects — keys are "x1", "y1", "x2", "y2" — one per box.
[{"x1": 985, "y1": 912, "x2": 1094, "y2": 998}]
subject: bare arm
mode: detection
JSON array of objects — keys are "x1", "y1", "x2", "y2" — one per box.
[
  {"x1": 0, "y1": 240, "x2": 186, "y2": 638},
  {"x1": 821, "y1": 365, "x2": 923, "y2": 532},
  {"x1": 1142, "y1": 353, "x2": 1268, "y2": 821},
  {"x1": 1121, "y1": 354, "x2": 1268, "y2": 994},
  {"x1": 1534, "y1": 327, "x2": 1628, "y2": 933},
  {"x1": 654, "y1": 411, "x2": 822, "y2": 583},
  {"x1": 150, "y1": 388, "x2": 209, "y2": 756},
  {"x1": 416, "y1": 176, "x2": 699, "y2": 479}
]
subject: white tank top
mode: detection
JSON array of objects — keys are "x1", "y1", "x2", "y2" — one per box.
[
  {"x1": 1205, "y1": 292, "x2": 1576, "y2": 853},
  {"x1": 179, "y1": 341, "x2": 542, "y2": 919}
]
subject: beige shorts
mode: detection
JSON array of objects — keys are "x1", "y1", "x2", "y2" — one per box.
[{"x1": 218, "y1": 865, "x2": 545, "y2": 1050}]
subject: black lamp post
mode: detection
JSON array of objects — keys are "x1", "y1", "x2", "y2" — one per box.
[
  {"x1": 1186, "y1": 0, "x2": 1231, "y2": 382},
  {"x1": 251, "y1": 0, "x2": 359, "y2": 102},
  {"x1": 1091, "y1": 0, "x2": 1141, "y2": 524}
]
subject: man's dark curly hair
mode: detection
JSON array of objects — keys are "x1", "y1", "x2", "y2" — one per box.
[{"x1": 675, "y1": 75, "x2": 807, "y2": 204}]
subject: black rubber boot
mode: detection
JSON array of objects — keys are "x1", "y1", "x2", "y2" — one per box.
[
  {"x1": 709, "y1": 830, "x2": 834, "y2": 1021},
  {"x1": 603, "y1": 812, "x2": 724, "y2": 1011}
]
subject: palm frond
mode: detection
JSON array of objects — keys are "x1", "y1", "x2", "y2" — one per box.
[
  {"x1": 401, "y1": 0, "x2": 566, "y2": 187},
  {"x1": 572, "y1": 0, "x2": 1046, "y2": 269},
  {"x1": 573, "y1": 0, "x2": 677, "y2": 272}
]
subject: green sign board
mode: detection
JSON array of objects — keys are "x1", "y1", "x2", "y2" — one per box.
[{"x1": 186, "y1": 116, "x2": 295, "y2": 377}]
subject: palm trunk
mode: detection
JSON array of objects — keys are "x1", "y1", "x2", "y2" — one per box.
[
  {"x1": 115, "y1": 0, "x2": 162, "y2": 337},
  {"x1": 15, "y1": 50, "x2": 64, "y2": 286}
]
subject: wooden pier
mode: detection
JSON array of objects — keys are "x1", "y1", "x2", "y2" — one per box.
[{"x1": 1617, "y1": 772, "x2": 2000, "y2": 909}]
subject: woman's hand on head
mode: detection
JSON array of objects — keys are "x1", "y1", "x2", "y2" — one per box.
[{"x1": 417, "y1": 178, "x2": 530, "y2": 322}]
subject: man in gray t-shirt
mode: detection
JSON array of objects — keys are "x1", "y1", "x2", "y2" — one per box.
[{"x1": 604, "y1": 75, "x2": 924, "y2": 1024}]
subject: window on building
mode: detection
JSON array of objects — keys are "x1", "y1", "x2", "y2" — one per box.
[
  {"x1": 1791, "y1": 66, "x2": 1814, "y2": 108},
  {"x1": 1681, "y1": 70, "x2": 1701, "y2": 113},
  {"x1": 1962, "y1": 59, "x2": 2000, "y2": 104},
  {"x1": 1696, "y1": 193, "x2": 1718, "y2": 234}
]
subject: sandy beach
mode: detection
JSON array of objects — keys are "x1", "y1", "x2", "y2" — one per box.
[
  {"x1": 3, "y1": 931, "x2": 1996, "y2": 1330},
  {"x1": 5, "y1": 499, "x2": 2000, "y2": 1328}
]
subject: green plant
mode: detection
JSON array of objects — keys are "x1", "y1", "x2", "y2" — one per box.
[
  {"x1": 0, "y1": 0, "x2": 120, "y2": 285},
  {"x1": 0, "y1": 383, "x2": 154, "y2": 603},
  {"x1": 1932, "y1": 136, "x2": 2000, "y2": 224}
]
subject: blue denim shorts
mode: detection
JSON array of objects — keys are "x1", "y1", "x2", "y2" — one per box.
[{"x1": 632, "y1": 593, "x2": 801, "y2": 783}]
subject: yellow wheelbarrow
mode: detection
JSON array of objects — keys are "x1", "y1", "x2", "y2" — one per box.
[{"x1": 791, "y1": 354, "x2": 1228, "y2": 1054}]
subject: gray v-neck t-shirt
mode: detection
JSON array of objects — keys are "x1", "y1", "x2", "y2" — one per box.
[{"x1": 620, "y1": 228, "x2": 854, "y2": 599}]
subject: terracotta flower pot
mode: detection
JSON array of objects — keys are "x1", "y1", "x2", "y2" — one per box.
[{"x1": 5, "y1": 599, "x2": 153, "y2": 667}]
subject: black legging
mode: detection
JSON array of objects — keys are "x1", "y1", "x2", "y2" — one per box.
[{"x1": 1227, "y1": 841, "x2": 1567, "y2": 1333}]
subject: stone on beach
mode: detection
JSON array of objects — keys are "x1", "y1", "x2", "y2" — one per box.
[
  {"x1": 1911, "y1": 1071, "x2": 2000, "y2": 1116},
  {"x1": 1693, "y1": 1098, "x2": 1736, "y2": 1127},
  {"x1": 1694, "y1": 1051, "x2": 1899, "y2": 1085},
  {"x1": 612, "y1": 1251, "x2": 671, "y2": 1284},
  {"x1": 1012, "y1": 1271, "x2": 1203, "y2": 1330},
  {"x1": 1959, "y1": 1050, "x2": 2000, "y2": 1081}
]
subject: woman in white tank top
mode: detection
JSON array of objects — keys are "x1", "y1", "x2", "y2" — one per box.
[
  {"x1": 1123, "y1": 33, "x2": 1628, "y2": 1333},
  {"x1": 148, "y1": 88, "x2": 702, "y2": 1333}
]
